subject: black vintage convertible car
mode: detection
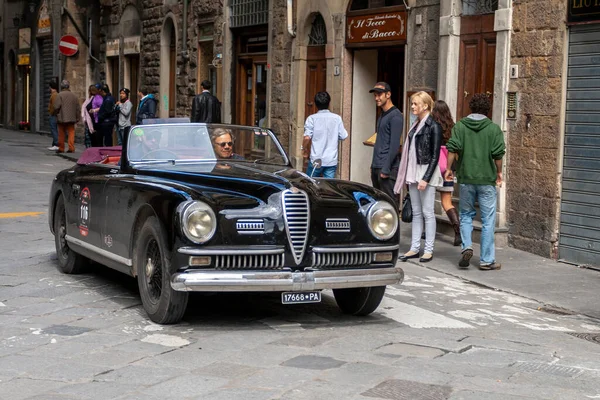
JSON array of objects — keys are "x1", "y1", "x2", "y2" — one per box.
[{"x1": 48, "y1": 123, "x2": 403, "y2": 323}]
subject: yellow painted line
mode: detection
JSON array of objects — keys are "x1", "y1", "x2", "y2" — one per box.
[{"x1": 0, "y1": 212, "x2": 45, "y2": 219}]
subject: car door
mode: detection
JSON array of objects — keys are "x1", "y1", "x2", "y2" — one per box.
[
  {"x1": 65, "y1": 165, "x2": 112, "y2": 252},
  {"x1": 102, "y1": 173, "x2": 139, "y2": 261}
]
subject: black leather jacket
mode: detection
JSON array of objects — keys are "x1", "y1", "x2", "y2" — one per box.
[
  {"x1": 410, "y1": 115, "x2": 443, "y2": 183},
  {"x1": 191, "y1": 92, "x2": 220, "y2": 123}
]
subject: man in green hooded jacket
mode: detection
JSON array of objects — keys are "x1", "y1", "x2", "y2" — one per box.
[{"x1": 444, "y1": 94, "x2": 505, "y2": 271}]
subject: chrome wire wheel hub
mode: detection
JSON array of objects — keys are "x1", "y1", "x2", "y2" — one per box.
[
  {"x1": 145, "y1": 239, "x2": 162, "y2": 301},
  {"x1": 145, "y1": 257, "x2": 154, "y2": 282},
  {"x1": 59, "y1": 223, "x2": 69, "y2": 258}
]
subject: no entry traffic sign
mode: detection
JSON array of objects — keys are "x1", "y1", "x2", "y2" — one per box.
[{"x1": 58, "y1": 35, "x2": 79, "y2": 57}]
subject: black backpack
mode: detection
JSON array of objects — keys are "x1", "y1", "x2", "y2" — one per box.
[{"x1": 111, "y1": 104, "x2": 121, "y2": 123}]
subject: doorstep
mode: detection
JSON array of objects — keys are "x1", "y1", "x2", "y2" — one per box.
[{"x1": 434, "y1": 214, "x2": 508, "y2": 246}]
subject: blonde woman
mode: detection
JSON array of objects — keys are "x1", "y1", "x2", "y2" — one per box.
[{"x1": 394, "y1": 91, "x2": 443, "y2": 262}]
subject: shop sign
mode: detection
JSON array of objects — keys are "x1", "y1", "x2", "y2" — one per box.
[
  {"x1": 18, "y1": 54, "x2": 30, "y2": 66},
  {"x1": 123, "y1": 36, "x2": 140, "y2": 55},
  {"x1": 106, "y1": 39, "x2": 120, "y2": 57},
  {"x1": 37, "y1": 0, "x2": 51, "y2": 37},
  {"x1": 346, "y1": 11, "x2": 407, "y2": 46},
  {"x1": 568, "y1": 0, "x2": 600, "y2": 23}
]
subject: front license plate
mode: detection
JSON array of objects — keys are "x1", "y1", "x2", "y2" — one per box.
[{"x1": 281, "y1": 291, "x2": 322, "y2": 304}]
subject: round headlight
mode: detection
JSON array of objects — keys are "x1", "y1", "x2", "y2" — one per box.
[
  {"x1": 367, "y1": 201, "x2": 398, "y2": 240},
  {"x1": 181, "y1": 202, "x2": 216, "y2": 243}
]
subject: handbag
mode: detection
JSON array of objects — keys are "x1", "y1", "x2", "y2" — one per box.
[
  {"x1": 438, "y1": 145, "x2": 449, "y2": 176},
  {"x1": 401, "y1": 193, "x2": 412, "y2": 223}
]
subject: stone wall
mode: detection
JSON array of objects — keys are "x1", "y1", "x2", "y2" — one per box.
[
  {"x1": 99, "y1": 0, "x2": 223, "y2": 120},
  {"x1": 270, "y1": 0, "x2": 294, "y2": 150},
  {"x1": 59, "y1": 0, "x2": 99, "y2": 135},
  {"x1": 406, "y1": 0, "x2": 440, "y2": 92},
  {"x1": 507, "y1": 0, "x2": 567, "y2": 258}
]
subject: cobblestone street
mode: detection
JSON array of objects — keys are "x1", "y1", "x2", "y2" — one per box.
[{"x1": 1, "y1": 130, "x2": 600, "y2": 399}]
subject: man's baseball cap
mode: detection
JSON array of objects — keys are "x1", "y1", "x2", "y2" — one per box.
[{"x1": 369, "y1": 82, "x2": 391, "y2": 93}]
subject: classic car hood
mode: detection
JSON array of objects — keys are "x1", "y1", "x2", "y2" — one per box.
[{"x1": 135, "y1": 162, "x2": 383, "y2": 208}]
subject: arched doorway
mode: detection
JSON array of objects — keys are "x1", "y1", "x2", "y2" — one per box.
[
  {"x1": 346, "y1": 0, "x2": 407, "y2": 185},
  {"x1": 303, "y1": 13, "x2": 328, "y2": 170},
  {"x1": 160, "y1": 17, "x2": 177, "y2": 118},
  {"x1": 305, "y1": 14, "x2": 327, "y2": 119}
]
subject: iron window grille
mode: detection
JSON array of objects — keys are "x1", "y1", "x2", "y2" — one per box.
[
  {"x1": 462, "y1": 0, "x2": 498, "y2": 16},
  {"x1": 308, "y1": 14, "x2": 326, "y2": 46},
  {"x1": 230, "y1": 0, "x2": 268, "y2": 28}
]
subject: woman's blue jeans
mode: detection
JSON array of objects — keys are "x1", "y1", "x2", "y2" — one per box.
[{"x1": 459, "y1": 184, "x2": 497, "y2": 265}]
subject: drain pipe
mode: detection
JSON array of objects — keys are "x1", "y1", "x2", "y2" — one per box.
[
  {"x1": 182, "y1": 0, "x2": 189, "y2": 61},
  {"x1": 287, "y1": 0, "x2": 296, "y2": 37},
  {"x1": 87, "y1": 18, "x2": 100, "y2": 63}
]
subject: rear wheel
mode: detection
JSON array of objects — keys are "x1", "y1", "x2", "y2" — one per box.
[
  {"x1": 333, "y1": 286, "x2": 386, "y2": 316},
  {"x1": 135, "y1": 217, "x2": 188, "y2": 324},
  {"x1": 54, "y1": 196, "x2": 89, "y2": 274}
]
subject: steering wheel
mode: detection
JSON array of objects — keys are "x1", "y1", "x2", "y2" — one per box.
[{"x1": 141, "y1": 149, "x2": 178, "y2": 160}]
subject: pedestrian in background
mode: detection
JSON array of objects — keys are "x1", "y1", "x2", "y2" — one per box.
[
  {"x1": 395, "y1": 91, "x2": 443, "y2": 263},
  {"x1": 191, "y1": 80, "x2": 221, "y2": 123},
  {"x1": 369, "y1": 82, "x2": 403, "y2": 205},
  {"x1": 52, "y1": 80, "x2": 80, "y2": 153},
  {"x1": 96, "y1": 84, "x2": 117, "y2": 147},
  {"x1": 136, "y1": 87, "x2": 157, "y2": 125},
  {"x1": 115, "y1": 88, "x2": 132, "y2": 146},
  {"x1": 81, "y1": 85, "x2": 97, "y2": 148},
  {"x1": 88, "y1": 83, "x2": 103, "y2": 146},
  {"x1": 445, "y1": 93, "x2": 506, "y2": 271},
  {"x1": 47, "y1": 81, "x2": 59, "y2": 151},
  {"x1": 431, "y1": 100, "x2": 461, "y2": 246},
  {"x1": 302, "y1": 91, "x2": 348, "y2": 178}
]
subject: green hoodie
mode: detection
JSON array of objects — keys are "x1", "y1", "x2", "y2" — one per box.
[{"x1": 446, "y1": 116, "x2": 505, "y2": 186}]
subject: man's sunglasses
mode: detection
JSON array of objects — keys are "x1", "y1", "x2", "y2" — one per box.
[{"x1": 216, "y1": 141, "x2": 233, "y2": 148}]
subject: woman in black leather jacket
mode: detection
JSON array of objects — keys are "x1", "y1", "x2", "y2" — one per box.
[{"x1": 394, "y1": 91, "x2": 443, "y2": 262}]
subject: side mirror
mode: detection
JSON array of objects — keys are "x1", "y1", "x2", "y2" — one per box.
[{"x1": 310, "y1": 158, "x2": 322, "y2": 178}]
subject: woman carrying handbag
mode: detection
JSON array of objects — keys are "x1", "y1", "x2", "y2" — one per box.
[
  {"x1": 394, "y1": 92, "x2": 443, "y2": 263},
  {"x1": 431, "y1": 100, "x2": 461, "y2": 246}
]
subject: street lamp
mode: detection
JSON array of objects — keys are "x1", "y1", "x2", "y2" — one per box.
[{"x1": 13, "y1": 14, "x2": 23, "y2": 28}]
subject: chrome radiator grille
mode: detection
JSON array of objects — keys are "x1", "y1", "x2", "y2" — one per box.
[
  {"x1": 312, "y1": 252, "x2": 373, "y2": 268},
  {"x1": 282, "y1": 189, "x2": 310, "y2": 265},
  {"x1": 214, "y1": 254, "x2": 284, "y2": 270}
]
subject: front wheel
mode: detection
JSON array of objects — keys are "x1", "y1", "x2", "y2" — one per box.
[
  {"x1": 54, "y1": 196, "x2": 89, "y2": 274},
  {"x1": 135, "y1": 216, "x2": 188, "y2": 324},
  {"x1": 333, "y1": 286, "x2": 386, "y2": 316}
]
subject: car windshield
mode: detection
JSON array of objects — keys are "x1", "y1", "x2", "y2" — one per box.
[{"x1": 127, "y1": 124, "x2": 289, "y2": 166}]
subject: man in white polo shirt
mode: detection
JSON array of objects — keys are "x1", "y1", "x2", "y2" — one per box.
[{"x1": 302, "y1": 91, "x2": 348, "y2": 178}]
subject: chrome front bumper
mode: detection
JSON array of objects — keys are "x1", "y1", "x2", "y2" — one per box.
[{"x1": 170, "y1": 266, "x2": 404, "y2": 292}]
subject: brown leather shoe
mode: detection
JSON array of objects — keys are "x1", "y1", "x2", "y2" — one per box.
[
  {"x1": 458, "y1": 249, "x2": 473, "y2": 269},
  {"x1": 479, "y1": 262, "x2": 501, "y2": 271}
]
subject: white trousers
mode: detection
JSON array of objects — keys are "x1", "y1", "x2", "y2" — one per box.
[{"x1": 408, "y1": 183, "x2": 437, "y2": 254}]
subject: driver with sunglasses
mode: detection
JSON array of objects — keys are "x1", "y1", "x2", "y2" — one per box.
[{"x1": 210, "y1": 128, "x2": 244, "y2": 160}]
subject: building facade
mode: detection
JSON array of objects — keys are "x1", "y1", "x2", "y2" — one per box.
[
  {"x1": 1, "y1": 0, "x2": 101, "y2": 133},
  {"x1": 0, "y1": 0, "x2": 598, "y2": 266}
]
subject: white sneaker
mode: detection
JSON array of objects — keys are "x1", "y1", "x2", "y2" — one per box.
[{"x1": 48, "y1": 146, "x2": 59, "y2": 151}]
